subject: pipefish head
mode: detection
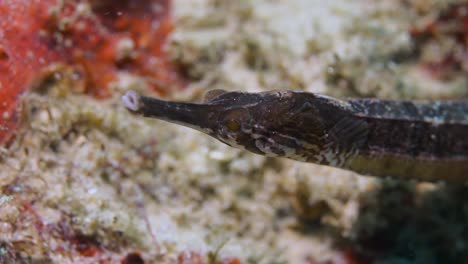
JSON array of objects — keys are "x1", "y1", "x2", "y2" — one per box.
[{"x1": 122, "y1": 90, "x2": 359, "y2": 162}]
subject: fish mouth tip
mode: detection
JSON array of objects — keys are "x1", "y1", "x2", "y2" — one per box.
[{"x1": 122, "y1": 90, "x2": 141, "y2": 112}]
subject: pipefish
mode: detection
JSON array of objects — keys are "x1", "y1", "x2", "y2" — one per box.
[{"x1": 122, "y1": 90, "x2": 468, "y2": 183}]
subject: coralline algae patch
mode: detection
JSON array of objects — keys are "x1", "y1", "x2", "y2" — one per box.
[
  {"x1": 0, "y1": 0, "x2": 180, "y2": 145},
  {"x1": 410, "y1": 2, "x2": 468, "y2": 79}
]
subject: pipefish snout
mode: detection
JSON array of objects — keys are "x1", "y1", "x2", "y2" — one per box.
[{"x1": 122, "y1": 89, "x2": 468, "y2": 183}]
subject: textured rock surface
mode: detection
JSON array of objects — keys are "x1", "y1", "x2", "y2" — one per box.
[{"x1": 0, "y1": 1, "x2": 467, "y2": 263}]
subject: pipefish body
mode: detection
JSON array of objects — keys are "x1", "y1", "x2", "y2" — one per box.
[{"x1": 122, "y1": 90, "x2": 468, "y2": 183}]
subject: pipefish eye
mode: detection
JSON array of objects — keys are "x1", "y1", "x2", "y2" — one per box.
[
  {"x1": 221, "y1": 108, "x2": 250, "y2": 132},
  {"x1": 226, "y1": 120, "x2": 240, "y2": 131}
]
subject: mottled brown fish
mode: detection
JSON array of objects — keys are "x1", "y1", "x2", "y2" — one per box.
[{"x1": 122, "y1": 90, "x2": 468, "y2": 182}]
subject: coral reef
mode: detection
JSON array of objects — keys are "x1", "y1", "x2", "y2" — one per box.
[
  {"x1": 0, "y1": 0, "x2": 467, "y2": 263},
  {"x1": 0, "y1": 0, "x2": 178, "y2": 145}
]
